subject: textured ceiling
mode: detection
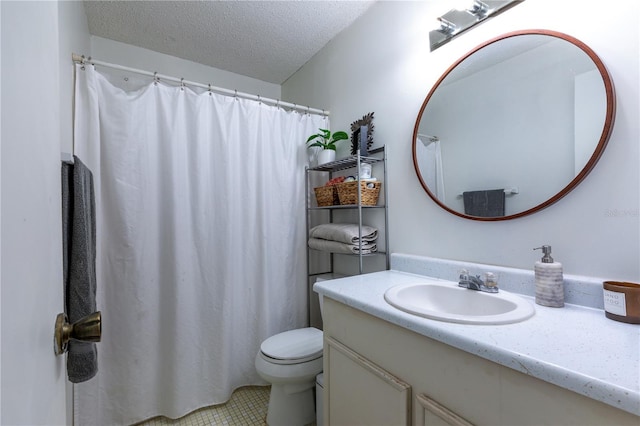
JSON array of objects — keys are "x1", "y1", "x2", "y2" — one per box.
[{"x1": 83, "y1": 0, "x2": 375, "y2": 84}]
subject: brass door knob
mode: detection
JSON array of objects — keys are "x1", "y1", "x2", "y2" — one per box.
[{"x1": 54, "y1": 311, "x2": 101, "y2": 356}]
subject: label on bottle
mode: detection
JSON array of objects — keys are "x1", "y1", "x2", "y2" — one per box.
[{"x1": 603, "y1": 289, "x2": 627, "y2": 316}]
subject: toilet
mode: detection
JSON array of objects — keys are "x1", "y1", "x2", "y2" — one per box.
[
  {"x1": 256, "y1": 278, "x2": 329, "y2": 425},
  {"x1": 255, "y1": 327, "x2": 323, "y2": 425}
]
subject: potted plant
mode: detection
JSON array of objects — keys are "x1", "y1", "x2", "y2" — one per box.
[{"x1": 306, "y1": 128, "x2": 349, "y2": 165}]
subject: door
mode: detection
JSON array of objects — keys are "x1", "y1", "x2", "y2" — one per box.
[{"x1": 1, "y1": 1, "x2": 69, "y2": 424}]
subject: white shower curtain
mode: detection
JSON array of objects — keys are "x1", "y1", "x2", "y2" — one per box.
[
  {"x1": 72, "y1": 64, "x2": 326, "y2": 425},
  {"x1": 417, "y1": 137, "x2": 446, "y2": 201}
]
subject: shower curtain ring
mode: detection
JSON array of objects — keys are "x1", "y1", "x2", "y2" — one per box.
[
  {"x1": 307, "y1": 106, "x2": 310, "y2": 115},
  {"x1": 258, "y1": 95, "x2": 262, "y2": 104},
  {"x1": 153, "y1": 72, "x2": 159, "y2": 86},
  {"x1": 208, "y1": 84, "x2": 212, "y2": 96},
  {"x1": 276, "y1": 99, "x2": 280, "y2": 109},
  {"x1": 180, "y1": 78, "x2": 185, "y2": 91},
  {"x1": 234, "y1": 89, "x2": 238, "y2": 100}
]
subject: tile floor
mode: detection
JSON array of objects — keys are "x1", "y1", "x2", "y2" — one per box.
[{"x1": 137, "y1": 386, "x2": 270, "y2": 426}]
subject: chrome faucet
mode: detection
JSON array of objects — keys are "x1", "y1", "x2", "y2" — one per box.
[{"x1": 458, "y1": 269, "x2": 499, "y2": 293}]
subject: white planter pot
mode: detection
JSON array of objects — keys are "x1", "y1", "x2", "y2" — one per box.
[{"x1": 317, "y1": 149, "x2": 336, "y2": 165}]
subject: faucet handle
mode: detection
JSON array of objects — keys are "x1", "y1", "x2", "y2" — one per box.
[
  {"x1": 458, "y1": 269, "x2": 470, "y2": 288},
  {"x1": 484, "y1": 272, "x2": 498, "y2": 288}
]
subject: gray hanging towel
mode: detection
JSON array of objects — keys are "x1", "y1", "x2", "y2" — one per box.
[
  {"x1": 463, "y1": 189, "x2": 505, "y2": 218},
  {"x1": 61, "y1": 156, "x2": 98, "y2": 383}
]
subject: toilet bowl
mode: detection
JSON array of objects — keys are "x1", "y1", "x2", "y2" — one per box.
[
  {"x1": 257, "y1": 277, "x2": 333, "y2": 425},
  {"x1": 255, "y1": 327, "x2": 323, "y2": 425}
]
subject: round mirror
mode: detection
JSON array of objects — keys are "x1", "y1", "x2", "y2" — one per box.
[{"x1": 412, "y1": 30, "x2": 615, "y2": 221}]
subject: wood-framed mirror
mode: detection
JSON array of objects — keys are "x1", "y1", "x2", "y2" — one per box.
[{"x1": 412, "y1": 29, "x2": 616, "y2": 221}]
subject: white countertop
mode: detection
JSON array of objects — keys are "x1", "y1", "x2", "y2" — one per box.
[{"x1": 314, "y1": 269, "x2": 640, "y2": 416}]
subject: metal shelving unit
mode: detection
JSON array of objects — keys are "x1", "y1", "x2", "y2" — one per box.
[{"x1": 305, "y1": 145, "x2": 389, "y2": 278}]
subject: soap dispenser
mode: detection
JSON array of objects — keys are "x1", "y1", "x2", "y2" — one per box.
[{"x1": 533, "y1": 245, "x2": 564, "y2": 307}]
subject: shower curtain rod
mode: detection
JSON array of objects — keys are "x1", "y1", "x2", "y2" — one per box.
[
  {"x1": 72, "y1": 53, "x2": 330, "y2": 116},
  {"x1": 418, "y1": 132, "x2": 439, "y2": 143}
]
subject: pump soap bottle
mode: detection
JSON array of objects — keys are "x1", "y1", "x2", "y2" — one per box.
[{"x1": 533, "y1": 245, "x2": 564, "y2": 307}]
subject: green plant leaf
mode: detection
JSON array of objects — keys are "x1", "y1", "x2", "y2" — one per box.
[
  {"x1": 331, "y1": 131, "x2": 349, "y2": 141},
  {"x1": 307, "y1": 134, "x2": 321, "y2": 143},
  {"x1": 307, "y1": 128, "x2": 349, "y2": 149}
]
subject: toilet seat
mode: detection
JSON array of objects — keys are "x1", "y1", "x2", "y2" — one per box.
[{"x1": 260, "y1": 327, "x2": 323, "y2": 365}]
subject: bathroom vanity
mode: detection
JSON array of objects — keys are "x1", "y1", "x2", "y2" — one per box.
[{"x1": 314, "y1": 254, "x2": 640, "y2": 425}]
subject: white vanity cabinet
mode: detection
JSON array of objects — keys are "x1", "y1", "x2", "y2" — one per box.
[{"x1": 322, "y1": 297, "x2": 639, "y2": 426}]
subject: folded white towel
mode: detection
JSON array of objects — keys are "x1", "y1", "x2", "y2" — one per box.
[
  {"x1": 308, "y1": 238, "x2": 377, "y2": 255},
  {"x1": 309, "y1": 223, "x2": 378, "y2": 245}
]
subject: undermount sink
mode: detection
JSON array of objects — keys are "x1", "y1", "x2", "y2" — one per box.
[{"x1": 384, "y1": 280, "x2": 535, "y2": 325}]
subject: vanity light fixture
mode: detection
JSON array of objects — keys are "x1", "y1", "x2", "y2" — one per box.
[{"x1": 429, "y1": 0, "x2": 524, "y2": 51}]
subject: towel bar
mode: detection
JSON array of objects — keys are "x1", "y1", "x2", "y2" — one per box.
[{"x1": 457, "y1": 187, "x2": 519, "y2": 197}]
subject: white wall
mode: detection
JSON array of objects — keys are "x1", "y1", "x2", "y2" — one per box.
[
  {"x1": 283, "y1": 0, "x2": 640, "y2": 280},
  {"x1": 91, "y1": 36, "x2": 281, "y2": 100},
  {"x1": 1, "y1": 1, "x2": 90, "y2": 424}
]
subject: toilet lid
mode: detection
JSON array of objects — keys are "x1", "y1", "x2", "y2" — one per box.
[{"x1": 260, "y1": 327, "x2": 323, "y2": 361}]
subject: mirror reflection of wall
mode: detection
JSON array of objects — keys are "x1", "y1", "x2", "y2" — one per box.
[{"x1": 413, "y1": 30, "x2": 614, "y2": 220}]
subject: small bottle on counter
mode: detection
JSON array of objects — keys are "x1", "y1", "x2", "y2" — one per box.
[{"x1": 533, "y1": 245, "x2": 564, "y2": 307}]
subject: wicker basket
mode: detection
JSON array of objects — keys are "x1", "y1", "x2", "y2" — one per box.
[
  {"x1": 314, "y1": 185, "x2": 339, "y2": 206},
  {"x1": 336, "y1": 181, "x2": 381, "y2": 206}
]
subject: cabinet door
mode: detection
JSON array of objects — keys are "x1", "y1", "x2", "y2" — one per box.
[
  {"x1": 326, "y1": 337, "x2": 411, "y2": 425},
  {"x1": 416, "y1": 394, "x2": 474, "y2": 426}
]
